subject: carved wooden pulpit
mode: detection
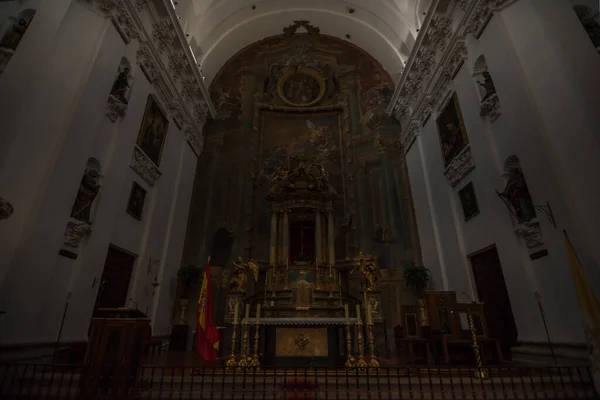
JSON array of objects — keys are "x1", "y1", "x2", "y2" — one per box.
[{"x1": 81, "y1": 308, "x2": 151, "y2": 396}]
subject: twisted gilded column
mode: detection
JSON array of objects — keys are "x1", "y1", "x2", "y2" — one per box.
[
  {"x1": 269, "y1": 211, "x2": 277, "y2": 265},
  {"x1": 327, "y1": 210, "x2": 335, "y2": 265}
]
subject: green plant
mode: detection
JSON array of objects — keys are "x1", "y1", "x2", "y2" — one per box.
[
  {"x1": 177, "y1": 264, "x2": 202, "y2": 299},
  {"x1": 403, "y1": 266, "x2": 431, "y2": 297}
]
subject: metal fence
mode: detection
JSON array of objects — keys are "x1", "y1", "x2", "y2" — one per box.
[{"x1": 0, "y1": 363, "x2": 597, "y2": 399}]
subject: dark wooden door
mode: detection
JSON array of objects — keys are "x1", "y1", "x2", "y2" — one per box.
[
  {"x1": 470, "y1": 247, "x2": 518, "y2": 359},
  {"x1": 94, "y1": 246, "x2": 136, "y2": 309}
]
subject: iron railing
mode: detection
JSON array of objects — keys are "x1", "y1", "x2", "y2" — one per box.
[{"x1": 0, "y1": 363, "x2": 597, "y2": 399}]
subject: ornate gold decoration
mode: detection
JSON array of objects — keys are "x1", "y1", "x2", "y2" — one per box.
[
  {"x1": 294, "y1": 334, "x2": 310, "y2": 353},
  {"x1": 349, "y1": 251, "x2": 380, "y2": 291},
  {"x1": 227, "y1": 257, "x2": 259, "y2": 293},
  {"x1": 282, "y1": 20, "x2": 320, "y2": 37},
  {"x1": 277, "y1": 67, "x2": 326, "y2": 107}
]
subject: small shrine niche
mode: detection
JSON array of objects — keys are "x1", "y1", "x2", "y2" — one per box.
[
  {"x1": 472, "y1": 55, "x2": 501, "y2": 122},
  {"x1": 0, "y1": 8, "x2": 36, "y2": 76}
]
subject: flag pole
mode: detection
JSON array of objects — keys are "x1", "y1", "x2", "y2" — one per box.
[{"x1": 534, "y1": 291, "x2": 556, "y2": 364}]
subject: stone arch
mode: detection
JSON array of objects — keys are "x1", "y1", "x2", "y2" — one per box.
[{"x1": 573, "y1": 4, "x2": 600, "y2": 52}]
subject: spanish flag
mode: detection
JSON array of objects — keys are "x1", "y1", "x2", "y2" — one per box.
[
  {"x1": 564, "y1": 231, "x2": 600, "y2": 388},
  {"x1": 196, "y1": 257, "x2": 219, "y2": 361}
]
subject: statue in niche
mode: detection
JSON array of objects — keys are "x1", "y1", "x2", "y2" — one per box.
[
  {"x1": 110, "y1": 65, "x2": 132, "y2": 104},
  {"x1": 0, "y1": 197, "x2": 14, "y2": 220},
  {"x1": 574, "y1": 5, "x2": 600, "y2": 52},
  {"x1": 70, "y1": 158, "x2": 102, "y2": 223},
  {"x1": 496, "y1": 164, "x2": 536, "y2": 223},
  {"x1": 478, "y1": 72, "x2": 497, "y2": 101},
  {"x1": 0, "y1": 10, "x2": 35, "y2": 51}
]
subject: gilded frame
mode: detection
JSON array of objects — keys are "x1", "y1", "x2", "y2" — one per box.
[
  {"x1": 435, "y1": 92, "x2": 469, "y2": 167},
  {"x1": 136, "y1": 94, "x2": 169, "y2": 166},
  {"x1": 277, "y1": 67, "x2": 326, "y2": 107}
]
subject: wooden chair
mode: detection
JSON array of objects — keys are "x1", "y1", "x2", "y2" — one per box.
[
  {"x1": 425, "y1": 291, "x2": 468, "y2": 364},
  {"x1": 396, "y1": 305, "x2": 432, "y2": 365},
  {"x1": 454, "y1": 303, "x2": 503, "y2": 364}
]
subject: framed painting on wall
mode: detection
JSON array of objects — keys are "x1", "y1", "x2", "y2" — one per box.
[
  {"x1": 126, "y1": 182, "x2": 147, "y2": 220},
  {"x1": 136, "y1": 94, "x2": 169, "y2": 166},
  {"x1": 458, "y1": 182, "x2": 479, "y2": 221},
  {"x1": 436, "y1": 92, "x2": 468, "y2": 167}
]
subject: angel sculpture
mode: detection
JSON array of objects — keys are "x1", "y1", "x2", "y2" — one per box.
[
  {"x1": 349, "y1": 251, "x2": 380, "y2": 291},
  {"x1": 229, "y1": 257, "x2": 259, "y2": 293}
]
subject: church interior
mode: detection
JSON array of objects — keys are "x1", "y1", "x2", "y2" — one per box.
[{"x1": 1, "y1": 0, "x2": 600, "y2": 398}]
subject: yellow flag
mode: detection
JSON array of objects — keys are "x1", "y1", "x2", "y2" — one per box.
[{"x1": 564, "y1": 231, "x2": 600, "y2": 381}]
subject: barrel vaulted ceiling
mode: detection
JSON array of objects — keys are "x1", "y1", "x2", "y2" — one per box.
[{"x1": 176, "y1": 0, "x2": 433, "y2": 85}]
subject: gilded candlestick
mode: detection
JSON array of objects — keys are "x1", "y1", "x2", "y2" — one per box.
[
  {"x1": 468, "y1": 308, "x2": 488, "y2": 379},
  {"x1": 344, "y1": 305, "x2": 355, "y2": 367},
  {"x1": 238, "y1": 305, "x2": 250, "y2": 367},
  {"x1": 366, "y1": 321, "x2": 379, "y2": 368},
  {"x1": 250, "y1": 304, "x2": 261, "y2": 367},
  {"x1": 226, "y1": 300, "x2": 239, "y2": 369},
  {"x1": 355, "y1": 305, "x2": 367, "y2": 369},
  {"x1": 366, "y1": 303, "x2": 379, "y2": 368}
]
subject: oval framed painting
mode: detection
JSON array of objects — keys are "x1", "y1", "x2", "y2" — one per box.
[{"x1": 277, "y1": 67, "x2": 326, "y2": 107}]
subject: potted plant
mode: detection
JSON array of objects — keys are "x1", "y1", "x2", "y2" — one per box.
[
  {"x1": 403, "y1": 265, "x2": 431, "y2": 297},
  {"x1": 403, "y1": 265, "x2": 431, "y2": 326},
  {"x1": 177, "y1": 264, "x2": 202, "y2": 324}
]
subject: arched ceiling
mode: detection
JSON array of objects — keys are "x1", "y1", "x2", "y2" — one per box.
[{"x1": 185, "y1": 0, "x2": 433, "y2": 86}]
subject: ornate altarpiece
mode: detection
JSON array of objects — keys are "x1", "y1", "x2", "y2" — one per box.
[{"x1": 182, "y1": 22, "x2": 421, "y2": 364}]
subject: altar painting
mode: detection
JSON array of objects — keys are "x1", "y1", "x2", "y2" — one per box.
[
  {"x1": 436, "y1": 93, "x2": 468, "y2": 167},
  {"x1": 255, "y1": 112, "x2": 344, "y2": 238}
]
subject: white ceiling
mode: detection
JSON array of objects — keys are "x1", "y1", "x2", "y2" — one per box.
[{"x1": 177, "y1": 0, "x2": 433, "y2": 86}]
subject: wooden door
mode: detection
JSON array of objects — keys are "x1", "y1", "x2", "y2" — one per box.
[
  {"x1": 94, "y1": 246, "x2": 136, "y2": 309},
  {"x1": 470, "y1": 247, "x2": 518, "y2": 359}
]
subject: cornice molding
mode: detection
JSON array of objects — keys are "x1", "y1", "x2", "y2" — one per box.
[
  {"x1": 388, "y1": 0, "x2": 516, "y2": 154},
  {"x1": 78, "y1": 0, "x2": 216, "y2": 156}
]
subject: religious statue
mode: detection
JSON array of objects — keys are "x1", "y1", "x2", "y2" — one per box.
[
  {"x1": 110, "y1": 66, "x2": 132, "y2": 104},
  {"x1": 574, "y1": 5, "x2": 600, "y2": 52},
  {"x1": 349, "y1": 251, "x2": 380, "y2": 291},
  {"x1": 496, "y1": 167, "x2": 536, "y2": 223},
  {"x1": 229, "y1": 257, "x2": 259, "y2": 292},
  {"x1": 70, "y1": 158, "x2": 102, "y2": 223},
  {"x1": 478, "y1": 71, "x2": 497, "y2": 101},
  {"x1": 0, "y1": 17, "x2": 30, "y2": 51},
  {"x1": 0, "y1": 197, "x2": 14, "y2": 220}
]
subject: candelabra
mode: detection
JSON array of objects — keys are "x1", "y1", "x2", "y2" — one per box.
[
  {"x1": 238, "y1": 317, "x2": 249, "y2": 367},
  {"x1": 467, "y1": 308, "x2": 488, "y2": 379},
  {"x1": 355, "y1": 316, "x2": 368, "y2": 368},
  {"x1": 366, "y1": 321, "x2": 379, "y2": 368},
  {"x1": 344, "y1": 321, "x2": 356, "y2": 368},
  {"x1": 226, "y1": 313, "x2": 238, "y2": 369},
  {"x1": 250, "y1": 318, "x2": 260, "y2": 367}
]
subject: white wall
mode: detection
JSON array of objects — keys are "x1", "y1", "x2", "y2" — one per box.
[
  {"x1": 406, "y1": 1, "x2": 600, "y2": 347},
  {"x1": 0, "y1": 1, "x2": 199, "y2": 346}
]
